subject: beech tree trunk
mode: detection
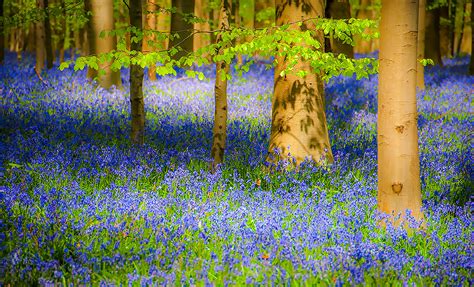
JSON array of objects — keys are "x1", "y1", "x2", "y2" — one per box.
[
  {"x1": 326, "y1": 0, "x2": 354, "y2": 58},
  {"x1": 439, "y1": 5, "x2": 451, "y2": 58},
  {"x1": 453, "y1": 0, "x2": 465, "y2": 56},
  {"x1": 130, "y1": 0, "x2": 145, "y2": 144},
  {"x1": 354, "y1": 0, "x2": 372, "y2": 54},
  {"x1": 44, "y1": 0, "x2": 53, "y2": 68},
  {"x1": 459, "y1": 2, "x2": 471, "y2": 55},
  {"x1": 268, "y1": 0, "x2": 333, "y2": 165},
  {"x1": 0, "y1": 0, "x2": 3, "y2": 64},
  {"x1": 170, "y1": 0, "x2": 194, "y2": 60},
  {"x1": 210, "y1": 0, "x2": 231, "y2": 170},
  {"x1": 87, "y1": 0, "x2": 121, "y2": 88},
  {"x1": 425, "y1": 8, "x2": 443, "y2": 66},
  {"x1": 36, "y1": 0, "x2": 46, "y2": 73},
  {"x1": 84, "y1": 0, "x2": 96, "y2": 79},
  {"x1": 143, "y1": 0, "x2": 157, "y2": 80},
  {"x1": 194, "y1": 0, "x2": 211, "y2": 53},
  {"x1": 378, "y1": 0, "x2": 423, "y2": 224},
  {"x1": 417, "y1": 0, "x2": 426, "y2": 89}
]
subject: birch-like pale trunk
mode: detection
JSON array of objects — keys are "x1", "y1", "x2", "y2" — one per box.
[
  {"x1": 268, "y1": 0, "x2": 333, "y2": 165},
  {"x1": 130, "y1": 0, "x2": 145, "y2": 145},
  {"x1": 210, "y1": 0, "x2": 231, "y2": 171},
  {"x1": 378, "y1": 0, "x2": 423, "y2": 224}
]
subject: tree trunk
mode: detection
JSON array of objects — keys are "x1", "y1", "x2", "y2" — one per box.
[
  {"x1": 326, "y1": 0, "x2": 354, "y2": 58},
  {"x1": 36, "y1": 0, "x2": 46, "y2": 73},
  {"x1": 194, "y1": 0, "x2": 211, "y2": 53},
  {"x1": 58, "y1": 0, "x2": 66, "y2": 63},
  {"x1": 459, "y1": 2, "x2": 471, "y2": 55},
  {"x1": 84, "y1": 0, "x2": 96, "y2": 79},
  {"x1": 425, "y1": 8, "x2": 443, "y2": 66},
  {"x1": 0, "y1": 0, "x2": 3, "y2": 64},
  {"x1": 130, "y1": 0, "x2": 145, "y2": 144},
  {"x1": 354, "y1": 0, "x2": 372, "y2": 54},
  {"x1": 439, "y1": 5, "x2": 451, "y2": 58},
  {"x1": 268, "y1": 0, "x2": 333, "y2": 165},
  {"x1": 417, "y1": 0, "x2": 426, "y2": 89},
  {"x1": 88, "y1": 0, "x2": 121, "y2": 88},
  {"x1": 44, "y1": 0, "x2": 54, "y2": 68},
  {"x1": 453, "y1": 0, "x2": 465, "y2": 56},
  {"x1": 157, "y1": 0, "x2": 171, "y2": 51},
  {"x1": 143, "y1": 0, "x2": 157, "y2": 80},
  {"x1": 234, "y1": 0, "x2": 243, "y2": 65},
  {"x1": 210, "y1": 0, "x2": 232, "y2": 171},
  {"x1": 170, "y1": 0, "x2": 194, "y2": 60},
  {"x1": 378, "y1": 0, "x2": 423, "y2": 225}
]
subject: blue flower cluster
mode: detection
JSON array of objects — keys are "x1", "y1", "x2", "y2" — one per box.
[{"x1": 1, "y1": 52, "x2": 472, "y2": 285}]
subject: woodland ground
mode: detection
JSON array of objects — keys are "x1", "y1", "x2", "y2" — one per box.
[{"x1": 0, "y1": 53, "x2": 472, "y2": 286}]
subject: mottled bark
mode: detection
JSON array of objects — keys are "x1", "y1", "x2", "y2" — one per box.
[
  {"x1": 417, "y1": 0, "x2": 426, "y2": 89},
  {"x1": 268, "y1": 0, "x2": 333, "y2": 165},
  {"x1": 130, "y1": 0, "x2": 145, "y2": 144},
  {"x1": 378, "y1": 0, "x2": 423, "y2": 224},
  {"x1": 170, "y1": 0, "x2": 194, "y2": 60},
  {"x1": 36, "y1": 0, "x2": 46, "y2": 73},
  {"x1": 210, "y1": 0, "x2": 231, "y2": 170},
  {"x1": 326, "y1": 0, "x2": 354, "y2": 58},
  {"x1": 44, "y1": 0, "x2": 53, "y2": 68}
]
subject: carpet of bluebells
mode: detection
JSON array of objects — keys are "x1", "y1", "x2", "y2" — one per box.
[{"x1": 1, "y1": 52, "x2": 473, "y2": 286}]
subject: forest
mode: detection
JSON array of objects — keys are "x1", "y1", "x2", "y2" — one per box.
[{"x1": 1, "y1": 0, "x2": 473, "y2": 285}]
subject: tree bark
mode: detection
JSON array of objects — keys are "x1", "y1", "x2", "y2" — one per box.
[
  {"x1": 417, "y1": 0, "x2": 426, "y2": 89},
  {"x1": 210, "y1": 0, "x2": 231, "y2": 171},
  {"x1": 453, "y1": 0, "x2": 465, "y2": 56},
  {"x1": 459, "y1": 2, "x2": 471, "y2": 55},
  {"x1": 36, "y1": 0, "x2": 46, "y2": 73},
  {"x1": 0, "y1": 0, "x2": 3, "y2": 64},
  {"x1": 143, "y1": 0, "x2": 157, "y2": 80},
  {"x1": 439, "y1": 5, "x2": 451, "y2": 58},
  {"x1": 378, "y1": 0, "x2": 423, "y2": 225},
  {"x1": 170, "y1": 0, "x2": 194, "y2": 61},
  {"x1": 194, "y1": 0, "x2": 211, "y2": 53},
  {"x1": 268, "y1": 0, "x2": 333, "y2": 165},
  {"x1": 326, "y1": 0, "x2": 354, "y2": 58},
  {"x1": 88, "y1": 0, "x2": 121, "y2": 88},
  {"x1": 425, "y1": 8, "x2": 443, "y2": 66},
  {"x1": 44, "y1": 0, "x2": 54, "y2": 68},
  {"x1": 354, "y1": 0, "x2": 372, "y2": 54},
  {"x1": 130, "y1": 0, "x2": 145, "y2": 144}
]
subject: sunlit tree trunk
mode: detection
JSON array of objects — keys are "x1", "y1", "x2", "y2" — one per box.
[
  {"x1": 143, "y1": 0, "x2": 157, "y2": 80},
  {"x1": 268, "y1": 0, "x2": 333, "y2": 165},
  {"x1": 234, "y1": 0, "x2": 243, "y2": 65},
  {"x1": 459, "y1": 2, "x2": 471, "y2": 55},
  {"x1": 170, "y1": 0, "x2": 194, "y2": 60},
  {"x1": 44, "y1": 0, "x2": 53, "y2": 68},
  {"x1": 378, "y1": 0, "x2": 423, "y2": 225},
  {"x1": 210, "y1": 0, "x2": 231, "y2": 170},
  {"x1": 425, "y1": 7, "x2": 443, "y2": 66},
  {"x1": 0, "y1": 0, "x2": 3, "y2": 64},
  {"x1": 130, "y1": 0, "x2": 145, "y2": 144},
  {"x1": 88, "y1": 0, "x2": 121, "y2": 88},
  {"x1": 36, "y1": 0, "x2": 46, "y2": 73},
  {"x1": 157, "y1": 0, "x2": 171, "y2": 50},
  {"x1": 194, "y1": 0, "x2": 211, "y2": 54},
  {"x1": 326, "y1": 0, "x2": 354, "y2": 58},
  {"x1": 354, "y1": 0, "x2": 372, "y2": 54},
  {"x1": 453, "y1": 0, "x2": 465, "y2": 56},
  {"x1": 417, "y1": 0, "x2": 426, "y2": 89}
]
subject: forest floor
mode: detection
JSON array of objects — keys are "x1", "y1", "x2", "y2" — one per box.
[{"x1": 1, "y1": 53, "x2": 472, "y2": 285}]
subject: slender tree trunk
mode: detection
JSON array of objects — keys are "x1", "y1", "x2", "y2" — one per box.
[
  {"x1": 143, "y1": 0, "x2": 157, "y2": 80},
  {"x1": 425, "y1": 8, "x2": 443, "y2": 66},
  {"x1": 210, "y1": 0, "x2": 231, "y2": 170},
  {"x1": 234, "y1": 0, "x2": 243, "y2": 65},
  {"x1": 0, "y1": 0, "x2": 3, "y2": 64},
  {"x1": 469, "y1": 1, "x2": 474, "y2": 75},
  {"x1": 354, "y1": 0, "x2": 372, "y2": 54},
  {"x1": 157, "y1": 0, "x2": 171, "y2": 50},
  {"x1": 84, "y1": 0, "x2": 96, "y2": 79},
  {"x1": 453, "y1": 0, "x2": 465, "y2": 56},
  {"x1": 378, "y1": 0, "x2": 423, "y2": 225},
  {"x1": 326, "y1": 0, "x2": 354, "y2": 58},
  {"x1": 44, "y1": 0, "x2": 53, "y2": 68},
  {"x1": 88, "y1": 0, "x2": 121, "y2": 88},
  {"x1": 417, "y1": 0, "x2": 426, "y2": 89},
  {"x1": 58, "y1": 0, "x2": 66, "y2": 63},
  {"x1": 439, "y1": 5, "x2": 452, "y2": 58},
  {"x1": 194, "y1": 0, "x2": 211, "y2": 53},
  {"x1": 36, "y1": 0, "x2": 46, "y2": 73},
  {"x1": 27, "y1": 23, "x2": 36, "y2": 53},
  {"x1": 170, "y1": 0, "x2": 194, "y2": 60},
  {"x1": 15, "y1": 28, "x2": 24, "y2": 62},
  {"x1": 130, "y1": 0, "x2": 145, "y2": 144},
  {"x1": 268, "y1": 0, "x2": 333, "y2": 165},
  {"x1": 459, "y1": 2, "x2": 471, "y2": 55}
]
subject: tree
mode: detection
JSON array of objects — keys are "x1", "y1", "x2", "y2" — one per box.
[
  {"x1": 130, "y1": 0, "x2": 145, "y2": 144},
  {"x1": 85, "y1": 0, "x2": 121, "y2": 88},
  {"x1": 0, "y1": 0, "x2": 4, "y2": 64},
  {"x1": 377, "y1": 0, "x2": 423, "y2": 224},
  {"x1": 143, "y1": 0, "x2": 157, "y2": 80},
  {"x1": 35, "y1": 0, "x2": 46, "y2": 73},
  {"x1": 194, "y1": 0, "x2": 211, "y2": 54},
  {"x1": 417, "y1": 0, "x2": 426, "y2": 89},
  {"x1": 326, "y1": 0, "x2": 354, "y2": 58},
  {"x1": 170, "y1": 0, "x2": 193, "y2": 60},
  {"x1": 268, "y1": 0, "x2": 333, "y2": 165},
  {"x1": 210, "y1": 0, "x2": 232, "y2": 170},
  {"x1": 425, "y1": 6, "x2": 442, "y2": 66},
  {"x1": 44, "y1": 0, "x2": 53, "y2": 68}
]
